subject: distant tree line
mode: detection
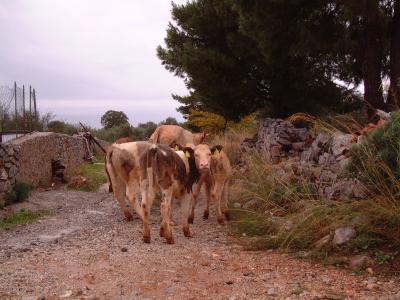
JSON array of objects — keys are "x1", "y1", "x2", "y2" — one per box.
[
  {"x1": 157, "y1": 0, "x2": 400, "y2": 121},
  {"x1": 46, "y1": 110, "x2": 183, "y2": 143}
]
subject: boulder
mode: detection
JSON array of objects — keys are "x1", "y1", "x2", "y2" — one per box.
[
  {"x1": 349, "y1": 255, "x2": 373, "y2": 270},
  {"x1": 333, "y1": 226, "x2": 356, "y2": 245}
]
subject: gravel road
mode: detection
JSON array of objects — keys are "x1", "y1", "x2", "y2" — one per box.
[{"x1": 0, "y1": 188, "x2": 399, "y2": 300}]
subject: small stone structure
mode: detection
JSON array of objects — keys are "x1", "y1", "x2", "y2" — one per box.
[
  {"x1": 0, "y1": 143, "x2": 20, "y2": 206},
  {"x1": 0, "y1": 132, "x2": 108, "y2": 206},
  {"x1": 240, "y1": 118, "x2": 366, "y2": 200}
]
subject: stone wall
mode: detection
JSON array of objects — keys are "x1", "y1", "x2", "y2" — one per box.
[
  {"x1": 0, "y1": 143, "x2": 20, "y2": 206},
  {"x1": 240, "y1": 118, "x2": 366, "y2": 200},
  {"x1": 0, "y1": 132, "x2": 106, "y2": 206},
  {"x1": 10, "y1": 132, "x2": 89, "y2": 186}
]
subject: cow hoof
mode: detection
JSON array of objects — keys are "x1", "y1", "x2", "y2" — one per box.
[
  {"x1": 224, "y1": 211, "x2": 231, "y2": 221},
  {"x1": 203, "y1": 211, "x2": 209, "y2": 220},
  {"x1": 124, "y1": 211, "x2": 133, "y2": 221},
  {"x1": 143, "y1": 235, "x2": 151, "y2": 243},
  {"x1": 217, "y1": 217, "x2": 225, "y2": 225},
  {"x1": 183, "y1": 226, "x2": 191, "y2": 237},
  {"x1": 166, "y1": 236, "x2": 175, "y2": 244},
  {"x1": 188, "y1": 216, "x2": 194, "y2": 224}
]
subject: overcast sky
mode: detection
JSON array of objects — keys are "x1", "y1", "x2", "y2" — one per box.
[{"x1": 0, "y1": 0, "x2": 188, "y2": 127}]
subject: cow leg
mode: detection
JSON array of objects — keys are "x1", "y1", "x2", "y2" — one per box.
[
  {"x1": 181, "y1": 193, "x2": 192, "y2": 237},
  {"x1": 212, "y1": 178, "x2": 225, "y2": 225},
  {"x1": 203, "y1": 180, "x2": 212, "y2": 220},
  {"x1": 113, "y1": 181, "x2": 132, "y2": 221},
  {"x1": 126, "y1": 180, "x2": 142, "y2": 220},
  {"x1": 190, "y1": 177, "x2": 204, "y2": 224},
  {"x1": 160, "y1": 187, "x2": 174, "y2": 244},
  {"x1": 141, "y1": 179, "x2": 154, "y2": 243},
  {"x1": 222, "y1": 180, "x2": 230, "y2": 221}
]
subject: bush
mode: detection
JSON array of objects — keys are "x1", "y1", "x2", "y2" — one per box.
[
  {"x1": 347, "y1": 110, "x2": 400, "y2": 196},
  {"x1": 6, "y1": 182, "x2": 32, "y2": 205},
  {"x1": 227, "y1": 116, "x2": 400, "y2": 269}
]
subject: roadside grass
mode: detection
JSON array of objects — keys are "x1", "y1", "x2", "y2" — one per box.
[
  {"x1": 68, "y1": 163, "x2": 108, "y2": 192},
  {"x1": 0, "y1": 209, "x2": 51, "y2": 230},
  {"x1": 226, "y1": 112, "x2": 400, "y2": 274}
]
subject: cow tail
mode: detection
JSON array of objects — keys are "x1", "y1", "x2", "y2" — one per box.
[
  {"x1": 105, "y1": 149, "x2": 114, "y2": 193},
  {"x1": 146, "y1": 145, "x2": 158, "y2": 195}
]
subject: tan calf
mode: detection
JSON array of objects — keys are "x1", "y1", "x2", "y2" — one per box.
[
  {"x1": 190, "y1": 144, "x2": 232, "y2": 225},
  {"x1": 149, "y1": 125, "x2": 206, "y2": 146},
  {"x1": 106, "y1": 141, "x2": 152, "y2": 220},
  {"x1": 139, "y1": 144, "x2": 200, "y2": 244}
]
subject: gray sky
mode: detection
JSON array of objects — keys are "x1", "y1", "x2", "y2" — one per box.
[{"x1": 0, "y1": 0, "x2": 188, "y2": 128}]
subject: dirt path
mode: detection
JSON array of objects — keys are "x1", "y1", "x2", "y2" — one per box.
[{"x1": 0, "y1": 188, "x2": 399, "y2": 300}]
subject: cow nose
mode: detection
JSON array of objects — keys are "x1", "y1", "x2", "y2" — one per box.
[{"x1": 200, "y1": 162, "x2": 209, "y2": 168}]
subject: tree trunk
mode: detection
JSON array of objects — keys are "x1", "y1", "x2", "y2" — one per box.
[
  {"x1": 387, "y1": 0, "x2": 400, "y2": 110},
  {"x1": 362, "y1": 0, "x2": 385, "y2": 120}
]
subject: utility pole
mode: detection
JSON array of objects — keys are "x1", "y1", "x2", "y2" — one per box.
[
  {"x1": 22, "y1": 85, "x2": 25, "y2": 132},
  {"x1": 14, "y1": 82, "x2": 18, "y2": 138},
  {"x1": 33, "y1": 89, "x2": 37, "y2": 130},
  {"x1": 29, "y1": 86, "x2": 32, "y2": 131}
]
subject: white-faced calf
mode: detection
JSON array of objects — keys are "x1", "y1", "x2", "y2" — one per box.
[{"x1": 190, "y1": 144, "x2": 232, "y2": 225}]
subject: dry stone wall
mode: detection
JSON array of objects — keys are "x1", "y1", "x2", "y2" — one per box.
[
  {"x1": 240, "y1": 118, "x2": 366, "y2": 200},
  {"x1": 0, "y1": 143, "x2": 20, "y2": 206},
  {"x1": 0, "y1": 132, "x2": 99, "y2": 206}
]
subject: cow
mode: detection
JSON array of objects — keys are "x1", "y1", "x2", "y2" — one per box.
[
  {"x1": 114, "y1": 137, "x2": 134, "y2": 144},
  {"x1": 149, "y1": 125, "x2": 206, "y2": 147},
  {"x1": 105, "y1": 141, "x2": 152, "y2": 221},
  {"x1": 105, "y1": 137, "x2": 135, "y2": 193},
  {"x1": 188, "y1": 144, "x2": 232, "y2": 225},
  {"x1": 139, "y1": 143, "x2": 200, "y2": 244}
]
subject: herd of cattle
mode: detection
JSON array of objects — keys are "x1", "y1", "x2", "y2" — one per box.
[{"x1": 105, "y1": 125, "x2": 232, "y2": 244}]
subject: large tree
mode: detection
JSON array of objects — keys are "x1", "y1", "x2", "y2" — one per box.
[
  {"x1": 100, "y1": 110, "x2": 129, "y2": 129},
  {"x1": 158, "y1": 0, "x2": 356, "y2": 121}
]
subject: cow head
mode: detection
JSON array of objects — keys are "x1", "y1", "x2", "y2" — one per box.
[
  {"x1": 193, "y1": 144, "x2": 223, "y2": 173},
  {"x1": 171, "y1": 143, "x2": 223, "y2": 174}
]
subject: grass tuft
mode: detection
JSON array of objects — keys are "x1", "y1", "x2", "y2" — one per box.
[
  {"x1": 68, "y1": 163, "x2": 108, "y2": 192},
  {"x1": 0, "y1": 209, "x2": 50, "y2": 230}
]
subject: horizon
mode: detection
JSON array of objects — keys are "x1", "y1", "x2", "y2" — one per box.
[{"x1": 0, "y1": 0, "x2": 188, "y2": 128}]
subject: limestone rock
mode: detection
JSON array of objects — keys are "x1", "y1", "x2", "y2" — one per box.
[
  {"x1": 0, "y1": 168, "x2": 8, "y2": 181},
  {"x1": 333, "y1": 227, "x2": 356, "y2": 245},
  {"x1": 349, "y1": 255, "x2": 373, "y2": 270}
]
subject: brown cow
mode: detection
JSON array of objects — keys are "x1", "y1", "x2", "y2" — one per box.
[
  {"x1": 149, "y1": 125, "x2": 206, "y2": 146},
  {"x1": 106, "y1": 137, "x2": 135, "y2": 193},
  {"x1": 114, "y1": 137, "x2": 134, "y2": 144},
  {"x1": 190, "y1": 144, "x2": 232, "y2": 225},
  {"x1": 106, "y1": 141, "x2": 152, "y2": 220},
  {"x1": 139, "y1": 144, "x2": 200, "y2": 244}
]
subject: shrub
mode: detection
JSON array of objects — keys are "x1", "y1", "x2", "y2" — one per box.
[
  {"x1": 347, "y1": 110, "x2": 400, "y2": 196},
  {"x1": 6, "y1": 182, "x2": 32, "y2": 205}
]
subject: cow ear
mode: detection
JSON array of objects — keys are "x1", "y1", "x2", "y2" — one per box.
[
  {"x1": 211, "y1": 145, "x2": 223, "y2": 155},
  {"x1": 183, "y1": 147, "x2": 194, "y2": 158}
]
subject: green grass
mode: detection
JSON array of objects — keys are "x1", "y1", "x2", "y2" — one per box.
[
  {"x1": 0, "y1": 209, "x2": 50, "y2": 230},
  {"x1": 69, "y1": 163, "x2": 108, "y2": 192}
]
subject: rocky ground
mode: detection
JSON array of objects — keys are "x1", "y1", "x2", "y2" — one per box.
[{"x1": 0, "y1": 188, "x2": 400, "y2": 300}]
